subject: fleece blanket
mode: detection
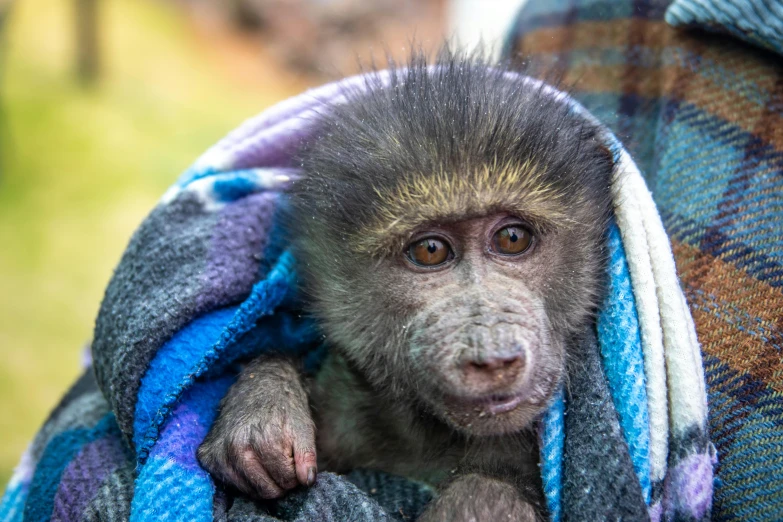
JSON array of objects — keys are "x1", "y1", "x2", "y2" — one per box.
[
  {"x1": 503, "y1": 0, "x2": 783, "y2": 520},
  {"x1": 0, "y1": 68, "x2": 712, "y2": 521}
]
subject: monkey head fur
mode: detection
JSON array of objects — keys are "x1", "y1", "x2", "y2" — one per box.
[{"x1": 287, "y1": 51, "x2": 614, "y2": 437}]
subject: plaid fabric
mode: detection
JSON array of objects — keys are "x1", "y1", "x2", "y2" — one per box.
[
  {"x1": 666, "y1": 0, "x2": 783, "y2": 56},
  {"x1": 503, "y1": 1, "x2": 783, "y2": 520}
]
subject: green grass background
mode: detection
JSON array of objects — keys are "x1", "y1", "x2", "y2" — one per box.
[{"x1": 0, "y1": 0, "x2": 304, "y2": 488}]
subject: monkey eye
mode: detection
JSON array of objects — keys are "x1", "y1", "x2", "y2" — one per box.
[
  {"x1": 407, "y1": 238, "x2": 452, "y2": 267},
  {"x1": 492, "y1": 225, "x2": 533, "y2": 256}
]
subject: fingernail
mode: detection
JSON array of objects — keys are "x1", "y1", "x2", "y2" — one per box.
[{"x1": 306, "y1": 467, "x2": 316, "y2": 486}]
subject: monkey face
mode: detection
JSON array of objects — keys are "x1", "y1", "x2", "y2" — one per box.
[
  {"x1": 382, "y1": 213, "x2": 565, "y2": 436},
  {"x1": 298, "y1": 208, "x2": 603, "y2": 438}
]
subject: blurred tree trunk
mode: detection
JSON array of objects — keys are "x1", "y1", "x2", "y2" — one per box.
[
  {"x1": 75, "y1": 0, "x2": 99, "y2": 85},
  {"x1": 0, "y1": 0, "x2": 11, "y2": 66},
  {"x1": 0, "y1": 0, "x2": 10, "y2": 29},
  {"x1": 0, "y1": 0, "x2": 12, "y2": 177}
]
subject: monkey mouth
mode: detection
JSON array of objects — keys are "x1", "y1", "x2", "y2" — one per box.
[
  {"x1": 471, "y1": 393, "x2": 525, "y2": 415},
  {"x1": 435, "y1": 388, "x2": 548, "y2": 435},
  {"x1": 446, "y1": 392, "x2": 526, "y2": 416}
]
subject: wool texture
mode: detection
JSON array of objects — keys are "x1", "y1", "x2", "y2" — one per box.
[
  {"x1": 1, "y1": 62, "x2": 710, "y2": 520},
  {"x1": 504, "y1": 0, "x2": 782, "y2": 519},
  {"x1": 563, "y1": 329, "x2": 648, "y2": 521},
  {"x1": 666, "y1": 0, "x2": 783, "y2": 55}
]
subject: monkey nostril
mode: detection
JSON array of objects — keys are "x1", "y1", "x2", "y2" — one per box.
[
  {"x1": 463, "y1": 353, "x2": 525, "y2": 383},
  {"x1": 474, "y1": 354, "x2": 522, "y2": 370}
]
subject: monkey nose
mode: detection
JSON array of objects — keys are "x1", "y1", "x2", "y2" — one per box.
[{"x1": 460, "y1": 353, "x2": 525, "y2": 389}]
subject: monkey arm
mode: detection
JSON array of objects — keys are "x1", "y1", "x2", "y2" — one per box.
[
  {"x1": 418, "y1": 473, "x2": 541, "y2": 522},
  {"x1": 197, "y1": 355, "x2": 317, "y2": 499}
]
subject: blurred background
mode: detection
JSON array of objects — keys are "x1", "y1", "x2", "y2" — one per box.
[{"x1": 0, "y1": 0, "x2": 524, "y2": 487}]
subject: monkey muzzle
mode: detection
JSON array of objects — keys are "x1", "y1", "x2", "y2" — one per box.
[
  {"x1": 444, "y1": 331, "x2": 539, "y2": 410},
  {"x1": 410, "y1": 316, "x2": 559, "y2": 435}
]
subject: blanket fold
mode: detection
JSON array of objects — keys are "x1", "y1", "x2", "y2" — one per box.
[{"x1": 1, "y1": 68, "x2": 712, "y2": 522}]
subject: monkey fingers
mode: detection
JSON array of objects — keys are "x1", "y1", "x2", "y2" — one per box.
[
  {"x1": 235, "y1": 448, "x2": 286, "y2": 499},
  {"x1": 197, "y1": 422, "x2": 288, "y2": 498},
  {"x1": 294, "y1": 442, "x2": 318, "y2": 487},
  {"x1": 198, "y1": 355, "x2": 317, "y2": 499},
  {"x1": 210, "y1": 454, "x2": 257, "y2": 497},
  {"x1": 252, "y1": 417, "x2": 318, "y2": 491},
  {"x1": 196, "y1": 439, "x2": 263, "y2": 498}
]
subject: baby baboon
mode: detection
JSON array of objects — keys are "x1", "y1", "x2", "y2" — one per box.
[{"x1": 198, "y1": 51, "x2": 614, "y2": 522}]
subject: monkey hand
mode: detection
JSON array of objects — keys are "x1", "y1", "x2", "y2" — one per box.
[
  {"x1": 197, "y1": 357, "x2": 317, "y2": 499},
  {"x1": 418, "y1": 474, "x2": 540, "y2": 522}
]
